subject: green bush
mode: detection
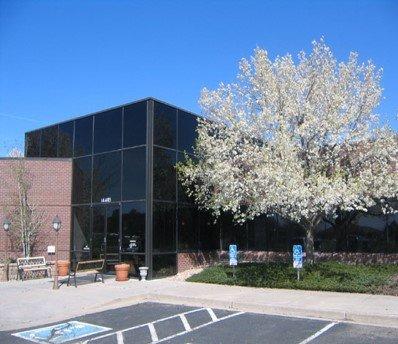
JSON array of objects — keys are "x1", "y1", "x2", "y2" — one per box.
[{"x1": 186, "y1": 262, "x2": 398, "y2": 294}]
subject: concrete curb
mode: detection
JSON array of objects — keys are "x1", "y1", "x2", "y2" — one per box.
[{"x1": 145, "y1": 293, "x2": 398, "y2": 328}]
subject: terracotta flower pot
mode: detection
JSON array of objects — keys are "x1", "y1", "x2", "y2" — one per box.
[
  {"x1": 57, "y1": 260, "x2": 70, "y2": 277},
  {"x1": 115, "y1": 263, "x2": 130, "y2": 282}
]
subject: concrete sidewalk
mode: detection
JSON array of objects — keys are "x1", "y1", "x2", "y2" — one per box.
[{"x1": 0, "y1": 276, "x2": 397, "y2": 331}]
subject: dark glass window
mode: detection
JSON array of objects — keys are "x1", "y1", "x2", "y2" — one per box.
[
  {"x1": 153, "y1": 202, "x2": 176, "y2": 252},
  {"x1": 177, "y1": 153, "x2": 195, "y2": 204},
  {"x1": 198, "y1": 210, "x2": 220, "y2": 251},
  {"x1": 92, "y1": 206, "x2": 105, "y2": 259},
  {"x1": 154, "y1": 101, "x2": 177, "y2": 149},
  {"x1": 153, "y1": 147, "x2": 176, "y2": 201},
  {"x1": 72, "y1": 206, "x2": 91, "y2": 252},
  {"x1": 26, "y1": 130, "x2": 41, "y2": 157},
  {"x1": 121, "y1": 254, "x2": 145, "y2": 277},
  {"x1": 58, "y1": 121, "x2": 74, "y2": 157},
  {"x1": 178, "y1": 111, "x2": 198, "y2": 154},
  {"x1": 122, "y1": 147, "x2": 146, "y2": 201},
  {"x1": 92, "y1": 151, "x2": 121, "y2": 203},
  {"x1": 40, "y1": 125, "x2": 58, "y2": 157},
  {"x1": 124, "y1": 102, "x2": 147, "y2": 148},
  {"x1": 74, "y1": 116, "x2": 93, "y2": 157},
  {"x1": 122, "y1": 202, "x2": 146, "y2": 253},
  {"x1": 94, "y1": 108, "x2": 122, "y2": 154},
  {"x1": 72, "y1": 156, "x2": 92, "y2": 204},
  {"x1": 178, "y1": 205, "x2": 199, "y2": 251},
  {"x1": 153, "y1": 254, "x2": 176, "y2": 277}
]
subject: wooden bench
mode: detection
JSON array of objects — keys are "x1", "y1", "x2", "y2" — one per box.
[
  {"x1": 17, "y1": 256, "x2": 52, "y2": 281},
  {"x1": 67, "y1": 259, "x2": 105, "y2": 288}
]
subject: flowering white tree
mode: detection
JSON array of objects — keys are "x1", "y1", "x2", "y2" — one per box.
[{"x1": 178, "y1": 40, "x2": 398, "y2": 263}]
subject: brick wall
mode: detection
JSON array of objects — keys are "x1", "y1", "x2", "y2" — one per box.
[
  {"x1": 0, "y1": 158, "x2": 72, "y2": 262},
  {"x1": 177, "y1": 250, "x2": 398, "y2": 272}
]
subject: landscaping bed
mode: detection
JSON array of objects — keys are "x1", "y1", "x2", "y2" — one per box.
[{"x1": 186, "y1": 262, "x2": 398, "y2": 295}]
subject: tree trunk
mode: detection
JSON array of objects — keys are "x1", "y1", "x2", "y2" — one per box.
[{"x1": 305, "y1": 225, "x2": 315, "y2": 264}]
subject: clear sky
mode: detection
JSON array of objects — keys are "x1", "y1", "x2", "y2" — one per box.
[{"x1": 0, "y1": 0, "x2": 397, "y2": 156}]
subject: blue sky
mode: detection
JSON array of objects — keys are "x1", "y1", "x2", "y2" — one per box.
[{"x1": 0, "y1": 0, "x2": 397, "y2": 156}]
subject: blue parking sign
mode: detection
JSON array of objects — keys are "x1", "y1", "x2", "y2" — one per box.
[
  {"x1": 229, "y1": 244, "x2": 237, "y2": 266},
  {"x1": 293, "y1": 244, "x2": 303, "y2": 269}
]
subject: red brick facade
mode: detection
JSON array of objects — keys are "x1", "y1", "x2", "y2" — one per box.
[
  {"x1": 177, "y1": 250, "x2": 398, "y2": 272},
  {"x1": 0, "y1": 158, "x2": 72, "y2": 262}
]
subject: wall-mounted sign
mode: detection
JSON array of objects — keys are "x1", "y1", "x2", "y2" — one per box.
[
  {"x1": 101, "y1": 197, "x2": 112, "y2": 203},
  {"x1": 47, "y1": 245, "x2": 55, "y2": 254}
]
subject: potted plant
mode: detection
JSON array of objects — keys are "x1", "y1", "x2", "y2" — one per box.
[
  {"x1": 115, "y1": 263, "x2": 130, "y2": 281},
  {"x1": 139, "y1": 266, "x2": 149, "y2": 281},
  {"x1": 57, "y1": 260, "x2": 70, "y2": 277}
]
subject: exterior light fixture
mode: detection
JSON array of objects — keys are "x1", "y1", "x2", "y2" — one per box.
[
  {"x1": 3, "y1": 218, "x2": 11, "y2": 232},
  {"x1": 52, "y1": 215, "x2": 62, "y2": 290}
]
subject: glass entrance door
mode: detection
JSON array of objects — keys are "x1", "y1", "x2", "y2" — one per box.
[{"x1": 92, "y1": 204, "x2": 120, "y2": 270}]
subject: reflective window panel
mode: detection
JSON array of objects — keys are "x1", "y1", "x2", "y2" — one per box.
[
  {"x1": 72, "y1": 206, "x2": 91, "y2": 252},
  {"x1": 122, "y1": 201, "x2": 146, "y2": 253},
  {"x1": 154, "y1": 101, "x2": 177, "y2": 149},
  {"x1": 124, "y1": 102, "x2": 147, "y2": 148},
  {"x1": 153, "y1": 147, "x2": 176, "y2": 201},
  {"x1": 153, "y1": 202, "x2": 176, "y2": 253},
  {"x1": 26, "y1": 130, "x2": 41, "y2": 157},
  {"x1": 177, "y1": 153, "x2": 195, "y2": 204},
  {"x1": 72, "y1": 156, "x2": 92, "y2": 204},
  {"x1": 122, "y1": 147, "x2": 146, "y2": 201},
  {"x1": 58, "y1": 121, "x2": 74, "y2": 157},
  {"x1": 121, "y1": 254, "x2": 145, "y2": 277},
  {"x1": 94, "y1": 108, "x2": 122, "y2": 154},
  {"x1": 178, "y1": 110, "x2": 198, "y2": 154},
  {"x1": 74, "y1": 116, "x2": 93, "y2": 157},
  {"x1": 92, "y1": 151, "x2": 121, "y2": 203},
  {"x1": 178, "y1": 205, "x2": 199, "y2": 251},
  {"x1": 40, "y1": 125, "x2": 58, "y2": 157},
  {"x1": 153, "y1": 254, "x2": 176, "y2": 277}
]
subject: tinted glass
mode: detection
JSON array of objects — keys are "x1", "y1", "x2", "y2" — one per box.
[
  {"x1": 122, "y1": 147, "x2": 146, "y2": 201},
  {"x1": 92, "y1": 206, "x2": 105, "y2": 259},
  {"x1": 178, "y1": 111, "x2": 198, "y2": 154},
  {"x1": 178, "y1": 205, "x2": 199, "y2": 251},
  {"x1": 72, "y1": 156, "x2": 92, "y2": 204},
  {"x1": 94, "y1": 108, "x2": 122, "y2": 154},
  {"x1": 26, "y1": 130, "x2": 41, "y2": 157},
  {"x1": 154, "y1": 101, "x2": 177, "y2": 149},
  {"x1": 198, "y1": 209, "x2": 220, "y2": 251},
  {"x1": 153, "y1": 147, "x2": 176, "y2": 201},
  {"x1": 58, "y1": 121, "x2": 74, "y2": 157},
  {"x1": 121, "y1": 254, "x2": 145, "y2": 277},
  {"x1": 40, "y1": 125, "x2": 58, "y2": 157},
  {"x1": 153, "y1": 254, "x2": 176, "y2": 277},
  {"x1": 106, "y1": 204, "x2": 120, "y2": 257},
  {"x1": 72, "y1": 206, "x2": 91, "y2": 252},
  {"x1": 177, "y1": 153, "x2": 195, "y2": 204},
  {"x1": 124, "y1": 102, "x2": 147, "y2": 148},
  {"x1": 153, "y1": 202, "x2": 176, "y2": 252},
  {"x1": 92, "y1": 151, "x2": 121, "y2": 203},
  {"x1": 122, "y1": 201, "x2": 146, "y2": 253},
  {"x1": 74, "y1": 116, "x2": 93, "y2": 157}
]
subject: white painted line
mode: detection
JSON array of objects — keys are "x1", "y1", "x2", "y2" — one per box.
[
  {"x1": 298, "y1": 322, "x2": 338, "y2": 344},
  {"x1": 148, "y1": 323, "x2": 159, "y2": 342},
  {"x1": 179, "y1": 314, "x2": 191, "y2": 331},
  {"x1": 154, "y1": 311, "x2": 245, "y2": 343},
  {"x1": 84, "y1": 307, "x2": 206, "y2": 342},
  {"x1": 116, "y1": 331, "x2": 124, "y2": 344},
  {"x1": 206, "y1": 308, "x2": 218, "y2": 322}
]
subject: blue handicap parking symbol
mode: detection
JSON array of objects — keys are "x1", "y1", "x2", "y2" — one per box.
[
  {"x1": 229, "y1": 244, "x2": 238, "y2": 266},
  {"x1": 293, "y1": 245, "x2": 303, "y2": 269},
  {"x1": 12, "y1": 321, "x2": 111, "y2": 343}
]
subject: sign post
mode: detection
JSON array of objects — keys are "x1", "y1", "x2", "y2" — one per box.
[
  {"x1": 292, "y1": 244, "x2": 303, "y2": 281},
  {"x1": 229, "y1": 244, "x2": 238, "y2": 278}
]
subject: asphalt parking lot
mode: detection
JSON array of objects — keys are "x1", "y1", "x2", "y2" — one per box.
[{"x1": 1, "y1": 302, "x2": 397, "y2": 344}]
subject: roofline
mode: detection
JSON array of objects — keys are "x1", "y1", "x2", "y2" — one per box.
[{"x1": 25, "y1": 97, "x2": 201, "y2": 134}]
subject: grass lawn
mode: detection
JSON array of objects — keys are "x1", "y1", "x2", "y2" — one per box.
[{"x1": 186, "y1": 262, "x2": 398, "y2": 295}]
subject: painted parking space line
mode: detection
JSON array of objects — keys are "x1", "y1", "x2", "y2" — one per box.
[
  {"x1": 298, "y1": 322, "x2": 338, "y2": 344},
  {"x1": 206, "y1": 308, "x2": 218, "y2": 322},
  {"x1": 179, "y1": 314, "x2": 191, "y2": 331},
  {"x1": 148, "y1": 323, "x2": 159, "y2": 342},
  {"x1": 154, "y1": 311, "x2": 244, "y2": 343},
  {"x1": 116, "y1": 331, "x2": 124, "y2": 344},
  {"x1": 84, "y1": 307, "x2": 207, "y2": 343}
]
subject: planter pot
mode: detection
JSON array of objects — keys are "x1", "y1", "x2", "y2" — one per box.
[
  {"x1": 139, "y1": 266, "x2": 149, "y2": 281},
  {"x1": 57, "y1": 260, "x2": 70, "y2": 277},
  {"x1": 115, "y1": 263, "x2": 130, "y2": 282}
]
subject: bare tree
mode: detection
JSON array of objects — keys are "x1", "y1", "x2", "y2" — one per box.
[{"x1": 3, "y1": 149, "x2": 45, "y2": 257}]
